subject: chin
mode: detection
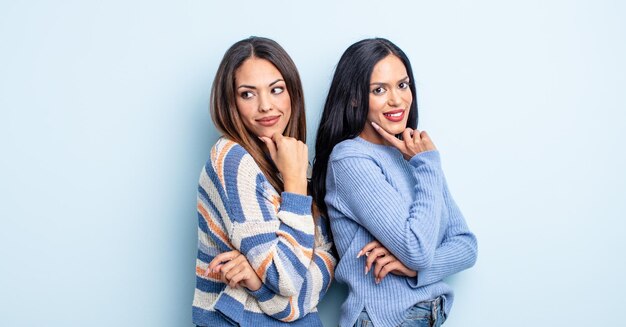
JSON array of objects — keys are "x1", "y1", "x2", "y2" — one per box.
[{"x1": 383, "y1": 125, "x2": 406, "y2": 135}]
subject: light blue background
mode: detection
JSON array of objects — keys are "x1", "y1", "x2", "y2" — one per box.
[{"x1": 1, "y1": 0, "x2": 625, "y2": 326}]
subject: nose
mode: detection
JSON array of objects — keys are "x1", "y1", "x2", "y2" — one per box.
[
  {"x1": 387, "y1": 89, "x2": 401, "y2": 106},
  {"x1": 258, "y1": 93, "x2": 272, "y2": 112}
]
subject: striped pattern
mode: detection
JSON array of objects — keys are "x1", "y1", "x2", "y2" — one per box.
[
  {"x1": 326, "y1": 137, "x2": 478, "y2": 327},
  {"x1": 193, "y1": 137, "x2": 336, "y2": 327}
]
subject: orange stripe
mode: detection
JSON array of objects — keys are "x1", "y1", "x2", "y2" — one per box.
[
  {"x1": 216, "y1": 140, "x2": 236, "y2": 186},
  {"x1": 196, "y1": 266, "x2": 222, "y2": 280},
  {"x1": 316, "y1": 250, "x2": 335, "y2": 279},
  {"x1": 285, "y1": 297, "x2": 296, "y2": 321},
  {"x1": 197, "y1": 202, "x2": 232, "y2": 249},
  {"x1": 210, "y1": 146, "x2": 217, "y2": 164},
  {"x1": 255, "y1": 252, "x2": 274, "y2": 278},
  {"x1": 276, "y1": 230, "x2": 313, "y2": 260},
  {"x1": 271, "y1": 195, "x2": 281, "y2": 213}
]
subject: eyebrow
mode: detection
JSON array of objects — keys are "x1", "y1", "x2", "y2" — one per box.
[
  {"x1": 237, "y1": 79, "x2": 284, "y2": 90},
  {"x1": 370, "y1": 76, "x2": 410, "y2": 86}
]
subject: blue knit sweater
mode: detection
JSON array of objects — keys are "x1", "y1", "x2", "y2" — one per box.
[{"x1": 325, "y1": 137, "x2": 478, "y2": 327}]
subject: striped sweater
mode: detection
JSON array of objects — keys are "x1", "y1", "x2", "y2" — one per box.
[
  {"x1": 193, "y1": 137, "x2": 336, "y2": 327},
  {"x1": 325, "y1": 137, "x2": 478, "y2": 327}
]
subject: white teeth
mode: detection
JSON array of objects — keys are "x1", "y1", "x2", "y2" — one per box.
[{"x1": 385, "y1": 112, "x2": 402, "y2": 117}]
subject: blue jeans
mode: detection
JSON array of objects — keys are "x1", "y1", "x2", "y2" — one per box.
[{"x1": 354, "y1": 296, "x2": 447, "y2": 327}]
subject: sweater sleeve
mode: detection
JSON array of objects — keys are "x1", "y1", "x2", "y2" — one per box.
[
  {"x1": 245, "y1": 215, "x2": 336, "y2": 321},
  {"x1": 408, "y1": 180, "x2": 478, "y2": 288},
  {"x1": 328, "y1": 151, "x2": 444, "y2": 270},
  {"x1": 213, "y1": 144, "x2": 316, "y2": 298}
]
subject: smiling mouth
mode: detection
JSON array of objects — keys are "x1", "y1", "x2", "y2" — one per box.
[
  {"x1": 383, "y1": 110, "x2": 405, "y2": 122},
  {"x1": 256, "y1": 115, "x2": 280, "y2": 126}
]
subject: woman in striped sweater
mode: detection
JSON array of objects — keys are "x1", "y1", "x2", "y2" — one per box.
[
  {"x1": 192, "y1": 37, "x2": 336, "y2": 327},
  {"x1": 311, "y1": 38, "x2": 477, "y2": 327}
]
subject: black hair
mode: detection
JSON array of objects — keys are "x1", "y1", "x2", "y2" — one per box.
[{"x1": 311, "y1": 38, "x2": 418, "y2": 217}]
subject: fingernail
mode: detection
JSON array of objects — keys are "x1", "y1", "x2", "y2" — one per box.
[
  {"x1": 375, "y1": 278, "x2": 380, "y2": 284},
  {"x1": 365, "y1": 267, "x2": 369, "y2": 275},
  {"x1": 356, "y1": 251, "x2": 362, "y2": 258},
  {"x1": 371, "y1": 122, "x2": 380, "y2": 130}
]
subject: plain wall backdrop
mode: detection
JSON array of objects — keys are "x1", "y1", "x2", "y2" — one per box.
[{"x1": 1, "y1": 0, "x2": 625, "y2": 326}]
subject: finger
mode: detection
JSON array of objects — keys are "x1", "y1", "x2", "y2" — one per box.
[
  {"x1": 205, "y1": 264, "x2": 223, "y2": 277},
  {"x1": 259, "y1": 136, "x2": 277, "y2": 161},
  {"x1": 365, "y1": 247, "x2": 387, "y2": 274},
  {"x1": 358, "y1": 241, "x2": 381, "y2": 258},
  {"x1": 271, "y1": 132, "x2": 284, "y2": 145},
  {"x1": 402, "y1": 128, "x2": 413, "y2": 148},
  {"x1": 219, "y1": 254, "x2": 245, "y2": 275},
  {"x1": 420, "y1": 131, "x2": 436, "y2": 150},
  {"x1": 413, "y1": 129, "x2": 422, "y2": 142},
  {"x1": 228, "y1": 270, "x2": 247, "y2": 288},
  {"x1": 225, "y1": 264, "x2": 245, "y2": 281},
  {"x1": 373, "y1": 255, "x2": 396, "y2": 278},
  {"x1": 207, "y1": 251, "x2": 239, "y2": 272},
  {"x1": 371, "y1": 121, "x2": 404, "y2": 148},
  {"x1": 379, "y1": 261, "x2": 403, "y2": 281}
]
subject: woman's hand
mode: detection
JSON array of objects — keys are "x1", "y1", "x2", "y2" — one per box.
[
  {"x1": 358, "y1": 240, "x2": 417, "y2": 284},
  {"x1": 206, "y1": 250, "x2": 263, "y2": 291},
  {"x1": 371, "y1": 122, "x2": 436, "y2": 160},
  {"x1": 260, "y1": 133, "x2": 308, "y2": 195}
]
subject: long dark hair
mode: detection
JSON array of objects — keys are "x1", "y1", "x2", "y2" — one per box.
[
  {"x1": 211, "y1": 36, "x2": 306, "y2": 193},
  {"x1": 311, "y1": 38, "x2": 419, "y2": 217}
]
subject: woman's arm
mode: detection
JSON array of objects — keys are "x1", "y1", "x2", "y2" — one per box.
[
  {"x1": 198, "y1": 141, "x2": 314, "y2": 296},
  {"x1": 244, "y1": 217, "x2": 336, "y2": 321},
  {"x1": 407, "y1": 180, "x2": 478, "y2": 287}
]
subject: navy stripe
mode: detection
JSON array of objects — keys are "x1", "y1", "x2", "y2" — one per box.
[
  {"x1": 264, "y1": 263, "x2": 281, "y2": 294},
  {"x1": 241, "y1": 310, "x2": 323, "y2": 327},
  {"x1": 213, "y1": 293, "x2": 245, "y2": 325},
  {"x1": 256, "y1": 174, "x2": 275, "y2": 221},
  {"x1": 223, "y1": 145, "x2": 248, "y2": 223},
  {"x1": 279, "y1": 192, "x2": 312, "y2": 216},
  {"x1": 313, "y1": 254, "x2": 331, "y2": 291},
  {"x1": 249, "y1": 284, "x2": 275, "y2": 302},
  {"x1": 195, "y1": 276, "x2": 224, "y2": 294},
  {"x1": 197, "y1": 212, "x2": 209, "y2": 234},
  {"x1": 239, "y1": 232, "x2": 276, "y2": 254},
  {"x1": 297, "y1": 273, "x2": 308, "y2": 316},
  {"x1": 192, "y1": 306, "x2": 229, "y2": 327},
  {"x1": 197, "y1": 180, "x2": 224, "y2": 224},
  {"x1": 197, "y1": 248, "x2": 214, "y2": 264},
  {"x1": 278, "y1": 223, "x2": 314, "y2": 249},
  {"x1": 276, "y1": 241, "x2": 308, "y2": 276}
]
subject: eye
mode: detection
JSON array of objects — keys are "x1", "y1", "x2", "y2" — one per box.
[
  {"x1": 271, "y1": 87, "x2": 284, "y2": 95},
  {"x1": 371, "y1": 87, "x2": 386, "y2": 95},
  {"x1": 240, "y1": 91, "x2": 254, "y2": 99},
  {"x1": 399, "y1": 81, "x2": 411, "y2": 89}
]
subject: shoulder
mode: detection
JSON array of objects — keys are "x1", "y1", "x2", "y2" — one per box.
[
  {"x1": 329, "y1": 138, "x2": 373, "y2": 162},
  {"x1": 206, "y1": 137, "x2": 262, "y2": 180}
]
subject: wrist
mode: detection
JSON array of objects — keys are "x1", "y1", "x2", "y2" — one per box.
[{"x1": 283, "y1": 177, "x2": 308, "y2": 195}]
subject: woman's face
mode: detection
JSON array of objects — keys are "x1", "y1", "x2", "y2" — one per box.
[
  {"x1": 234, "y1": 57, "x2": 292, "y2": 138},
  {"x1": 360, "y1": 54, "x2": 412, "y2": 145}
]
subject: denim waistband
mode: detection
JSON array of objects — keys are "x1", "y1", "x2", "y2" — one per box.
[{"x1": 415, "y1": 295, "x2": 443, "y2": 308}]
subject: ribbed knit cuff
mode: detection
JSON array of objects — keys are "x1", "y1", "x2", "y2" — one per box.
[
  {"x1": 408, "y1": 149, "x2": 441, "y2": 167},
  {"x1": 406, "y1": 273, "x2": 420, "y2": 288},
  {"x1": 280, "y1": 192, "x2": 312, "y2": 215},
  {"x1": 245, "y1": 283, "x2": 274, "y2": 302}
]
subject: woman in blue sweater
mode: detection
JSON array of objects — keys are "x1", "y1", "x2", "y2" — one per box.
[
  {"x1": 193, "y1": 37, "x2": 336, "y2": 327},
  {"x1": 311, "y1": 38, "x2": 478, "y2": 327}
]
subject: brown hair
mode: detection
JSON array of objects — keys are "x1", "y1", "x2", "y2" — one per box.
[{"x1": 210, "y1": 36, "x2": 306, "y2": 194}]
